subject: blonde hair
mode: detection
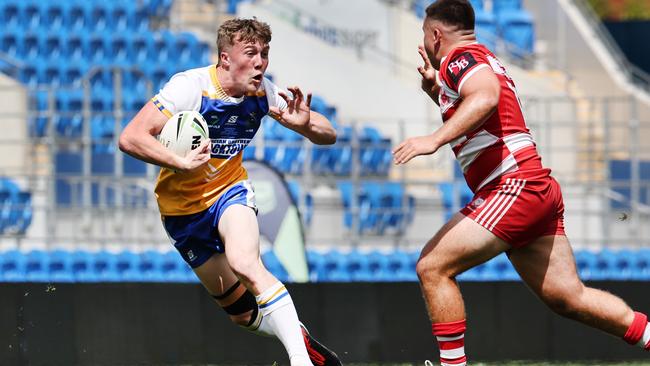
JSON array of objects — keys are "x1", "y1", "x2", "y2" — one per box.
[{"x1": 216, "y1": 17, "x2": 272, "y2": 63}]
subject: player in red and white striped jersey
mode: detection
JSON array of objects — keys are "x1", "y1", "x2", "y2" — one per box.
[{"x1": 392, "y1": 1, "x2": 650, "y2": 364}]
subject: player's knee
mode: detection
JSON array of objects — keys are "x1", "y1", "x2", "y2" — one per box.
[
  {"x1": 542, "y1": 288, "x2": 584, "y2": 318},
  {"x1": 416, "y1": 256, "x2": 445, "y2": 281},
  {"x1": 228, "y1": 256, "x2": 264, "y2": 283}
]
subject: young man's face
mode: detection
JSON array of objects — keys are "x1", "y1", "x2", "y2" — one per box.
[
  {"x1": 222, "y1": 38, "x2": 270, "y2": 95},
  {"x1": 423, "y1": 19, "x2": 442, "y2": 70}
]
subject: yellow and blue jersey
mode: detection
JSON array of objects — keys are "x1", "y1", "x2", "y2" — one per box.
[{"x1": 151, "y1": 65, "x2": 287, "y2": 216}]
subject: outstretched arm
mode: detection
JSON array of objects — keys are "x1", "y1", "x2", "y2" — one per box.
[
  {"x1": 118, "y1": 101, "x2": 211, "y2": 172},
  {"x1": 392, "y1": 67, "x2": 501, "y2": 165},
  {"x1": 269, "y1": 86, "x2": 337, "y2": 145}
]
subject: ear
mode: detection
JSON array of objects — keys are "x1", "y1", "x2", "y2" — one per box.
[{"x1": 220, "y1": 52, "x2": 230, "y2": 68}]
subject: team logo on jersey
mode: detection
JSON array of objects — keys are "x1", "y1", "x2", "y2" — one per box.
[
  {"x1": 226, "y1": 115, "x2": 238, "y2": 124},
  {"x1": 447, "y1": 52, "x2": 478, "y2": 87},
  {"x1": 470, "y1": 197, "x2": 485, "y2": 209},
  {"x1": 187, "y1": 250, "x2": 196, "y2": 261}
]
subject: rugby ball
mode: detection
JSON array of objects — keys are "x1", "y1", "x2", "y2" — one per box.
[{"x1": 158, "y1": 111, "x2": 210, "y2": 157}]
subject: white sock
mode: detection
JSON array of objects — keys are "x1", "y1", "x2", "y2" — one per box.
[
  {"x1": 256, "y1": 282, "x2": 312, "y2": 366},
  {"x1": 241, "y1": 306, "x2": 275, "y2": 337},
  {"x1": 637, "y1": 322, "x2": 650, "y2": 349}
]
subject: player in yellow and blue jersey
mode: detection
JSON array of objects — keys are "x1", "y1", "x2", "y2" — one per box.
[{"x1": 119, "y1": 18, "x2": 341, "y2": 366}]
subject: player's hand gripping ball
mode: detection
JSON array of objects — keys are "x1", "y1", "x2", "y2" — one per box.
[{"x1": 158, "y1": 111, "x2": 210, "y2": 157}]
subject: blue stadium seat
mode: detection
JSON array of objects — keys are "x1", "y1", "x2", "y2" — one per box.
[
  {"x1": 22, "y1": 0, "x2": 42, "y2": 30},
  {"x1": 0, "y1": 2, "x2": 21, "y2": 31},
  {"x1": 475, "y1": 10, "x2": 497, "y2": 51},
  {"x1": 20, "y1": 33, "x2": 40, "y2": 62},
  {"x1": 55, "y1": 88, "x2": 83, "y2": 137},
  {"x1": 148, "y1": 31, "x2": 172, "y2": 64},
  {"x1": 0, "y1": 30, "x2": 21, "y2": 59},
  {"x1": 139, "y1": 250, "x2": 165, "y2": 282},
  {"x1": 84, "y1": 33, "x2": 109, "y2": 65},
  {"x1": 41, "y1": 1, "x2": 65, "y2": 31},
  {"x1": 160, "y1": 251, "x2": 193, "y2": 282},
  {"x1": 49, "y1": 249, "x2": 74, "y2": 282},
  {"x1": 0, "y1": 250, "x2": 26, "y2": 282},
  {"x1": 115, "y1": 250, "x2": 141, "y2": 281},
  {"x1": 306, "y1": 251, "x2": 327, "y2": 281},
  {"x1": 71, "y1": 250, "x2": 99, "y2": 282},
  {"x1": 109, "y1": 1, "x2": 136, "y2": 32},
  {"x1": 40, "y1": 33, "x2": 64, "y2": 63},
  {"x1": 575, "y1": 250, "x2": 598, "y2": 280},
  {"x1": 469, "y1": 0, "x2": 484, "y2": 10},
  {"x1": 382, "y1": 182, "x2": 416, "y2": 233},
  {"x1": 493, "y1": 0, "x2": 522, "y2": 15},
  {"x1": 61, "y1": 61, "x2": 86, "y2": 87},
  {"x1": 84, "y1": 3, "x2": 110, "y2": 32},
  {"x1": 174, "y1": 32, "x2": 198, "y2": 68},
  {"x1": 25, "y1": 250, "x2": 49, "y2": 282},
  {"x1": 359, "y1": 126, "x2": 392, "y2": 176},
  {"x1": 64, "y1": 2, "x2": 87, "y2": 32},
  {"x1": 64, "y1": 33, "x2": 84, "y2": 61},
  {"x1": 109, "y1": 32, "x2": 131, "y2": 66},
  {"x1": 287, "y1": 181, "x2": 313, "y2": 226},
  {"x1": 328, "y1": 126, "x2": 353, "y2": 176},
  {"x1": 92, "y1": 250, "x2": 120, "y2": 282},
  {"x1": 38, "y1": 62, "x2": 62, "y2": 87},
  {"x1": 322, "y1": 250, "x2": 350, "y2": 282},
  {"x1": 18, "y1": 63, "x2": 38, "y2": 87},
  {"x1": 345, "y1": 250, "x2": 372, "y2": 281},
  {"x1": 14, "y1": 192, "x2": 33, "y2": 234},
  {"x1": 367, "y1": 250, "x2": 392, "y2": 281},
  {"x1": 498, "y1": 9, "x2": 535, "y2": 58},
  {"x1": 439, "y1": 181, "x2": 474, "y2": 221},
  {"x1": 55, "y1": 150, "x2": 83, "y2": 206}
]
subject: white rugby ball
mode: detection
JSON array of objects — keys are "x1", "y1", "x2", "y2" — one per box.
[{"x1": 158, "y1": 111, "x2": 210, "y2": 157}]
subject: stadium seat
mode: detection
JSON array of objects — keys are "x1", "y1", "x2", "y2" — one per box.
[
  {"x1": 492, "y1": 0, "x2": 522, "y2": 15},
  {"x1": 71, "y1": 250, "x2": 99, "y2": 282},
  {"x1": 287, "y1": 181, "x2": 313, "y2": 226},
  {"x1": 0, "y1": 2, "x2": 21, "y2": 31},
  {"x1": 115, "y1": 250, "x2": 141, "y2": 281},
  {"x1": 139, "y1": 250, "x2": 165, "y2": 282},
  {"x1": 18, "y1": 63, "x2": 38, "y2": 87},
  {"x1": 41, "y1": 33, "x2": 64, "y2": 63},
  {"x1": 84, "y1": 33, "x2": 109, "y2": 65},
  {"x1": 0, "y1": 30, "x2": 21, "y2": 59},
  {"x1": 25, "y1": 250, "x2": 49, "y2": 282},
  {"x1": 22, "y1": 0, "x2": 42, "y2": 30},
  {"x1": 497, "y1": 9, "x2": 535, "y2": 58},
  {"x1": 65, "y1": 2, "x2": 87, "y2": 32},
  {"x1": 109, "y1": 2, "x2": 136, "y2": 32},
  {"x1": 14, "y1": 192, "x2": 33, "y2": 234},
  {"x1": 84, "y1": 3, "x2": 110, "y2": 32},
  {"x1": 55, "y1": 150, "x2": 83, "y2": 206},
  {"x1": 0, "y1": 250, "x2": 27, "y2": 282},
  {"x1": 41, "y1": 1, "x2": 65, "y2": 31},
  {"x1": 93, "y1": 250, "x2": 120, "y2": 282},
  {"x1": 439, "y1": 181, "x2": 474, "y2": 221},
  {"x1": 20, "y1": 33, "x2": 40, "y2": 62},
  {"x1": 49, "y1": 249, "x2": 74, "y2": 282},
  {"x1": 575, "y1": 250, "x2": 598, "y2": 280},
  {"x1": 63, "y1": 33, "x2": 85, "y2": 61},
  {"x1": 475, "y1": 9, "x2": 497, "y2": 51},
  {"x1": 109, "y1": 32, "x2": 131, "y2": 66},
  {"x1": 38, "y1": 62, "x2": 62, "y2": 87}
]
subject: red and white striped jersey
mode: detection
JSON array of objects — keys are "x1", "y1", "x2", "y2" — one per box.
[{"x1": 437, "y1": 43, "x2": 549, "y2": 192}]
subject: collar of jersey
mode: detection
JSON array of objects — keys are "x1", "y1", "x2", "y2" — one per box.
[{"x1": 210, "y1": 65, "x2": 245, "y2": 103}]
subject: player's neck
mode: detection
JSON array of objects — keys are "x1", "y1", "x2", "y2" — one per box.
[
  {"x1": 442, "y1": 35, "x2": 478, "y2": 58},
  {"x1": 215, "y1": 66, "x2": 245, "y2": 98}
]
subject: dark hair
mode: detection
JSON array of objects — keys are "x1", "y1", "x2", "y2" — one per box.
[
  {"x1": 425, "y1": 0, "x2": 475, "y2": 31},
  {"x1": 217, "y1": 17, "x2": 272, "y2": 55}
]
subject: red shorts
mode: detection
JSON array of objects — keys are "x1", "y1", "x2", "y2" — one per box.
[{"x1": 460, "y1": 174, "x2": 566, "y2": 248}]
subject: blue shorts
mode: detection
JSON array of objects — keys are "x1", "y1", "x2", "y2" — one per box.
[{"x1": 162, "y1": 180, "x2": 257, "y2": 268}]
